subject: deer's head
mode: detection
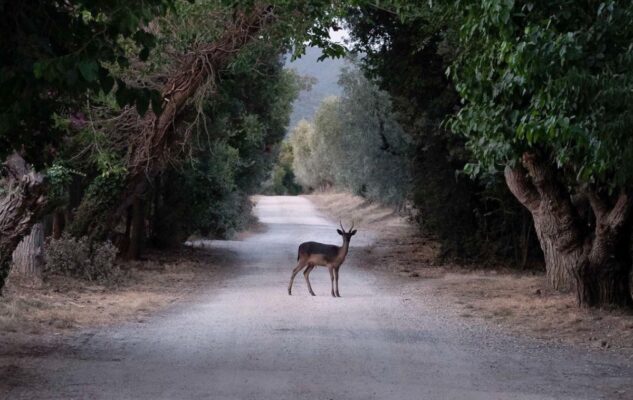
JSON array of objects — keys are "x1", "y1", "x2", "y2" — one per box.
[{"x1": 337, "y1": 221, "x2": 357, "y2": 242}]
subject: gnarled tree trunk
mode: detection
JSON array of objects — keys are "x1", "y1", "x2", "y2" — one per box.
[
  {"x1": 0, "y1": 153, "x2": 48, "y2": 292},
  {"x1": 11, "y1": 222, "x2": 44, "y2": 278},
  {"x1": 505, "y1": 153, "x2": 632, "y2": 308}
]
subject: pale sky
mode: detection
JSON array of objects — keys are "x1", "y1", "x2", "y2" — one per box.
[{"x1": 329, "y1": 27, "x2": 351, "y2": 48}]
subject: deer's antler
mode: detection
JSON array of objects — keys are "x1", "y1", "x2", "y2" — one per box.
[{"x1": 339, "y1": 220, "x2": 345, "y2": 232}]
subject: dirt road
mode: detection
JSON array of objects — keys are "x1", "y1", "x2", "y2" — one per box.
[{"x1": 4, "y1": 196, "x2": 633, "y2": 399}]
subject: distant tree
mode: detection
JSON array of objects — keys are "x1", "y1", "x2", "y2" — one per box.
[
  {"x1": 335, "y1": 67, "x2": 410, "y2": 206},
  {"x1": 265, "y1": 142, "x2": 303, "y2": 195},
  {"x1": 289, "y1": 67, "x2": 410, "y2": 206},
  {"x1": 291, "y1": 118, "x2": 334, "y2": 190}
]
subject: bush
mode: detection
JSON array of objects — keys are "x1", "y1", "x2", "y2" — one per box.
[{"x1": 45, "y1": 234, "x2": 121, "y2": 284}]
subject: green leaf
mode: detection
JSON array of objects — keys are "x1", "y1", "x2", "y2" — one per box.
[{"x1": 78, "y1": 61, "x2": 99, "y2": 82}]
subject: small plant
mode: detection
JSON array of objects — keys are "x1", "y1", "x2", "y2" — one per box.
[{"x1": 45, "y1": 234, "x2": 121, "y2": 284}]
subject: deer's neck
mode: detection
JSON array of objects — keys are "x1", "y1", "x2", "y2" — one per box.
[{"x1": 337, "y1": 239, "x2": 350, "y2": 262}]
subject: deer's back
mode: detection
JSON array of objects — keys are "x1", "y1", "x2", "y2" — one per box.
[{"x1": 298, "y1": 241, "x2": 339, "y2": 265}]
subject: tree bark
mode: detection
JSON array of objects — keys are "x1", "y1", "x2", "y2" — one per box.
[
  {"x1": 504, "y1": 155, "x2": 582, "y2": 290},
  {"x1": 505, "y1": 153, "x2": 632, "y2": 307},
  {"x1": 574, "y1": 191, "x2": 633, "y2": 307},
  {"x1": 11, "y1": 222, "x2": 44, "y2": 278},
  {"x1": 0, "y1": 153, "x2": 48, "y2": 292}
]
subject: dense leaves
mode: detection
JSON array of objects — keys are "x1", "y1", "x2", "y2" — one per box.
[
  {"x1": 344, "y1": 3, "x2": 540, "y2": 261},
  {"x1": 290, "y1": 67, "x2": 410, "y2": 206},
  {"x1": 449, "y1": 0, "x2": 633, "y2": 188},
  {"x1": 0, "y1": 0, "x2": 176, "y2": 165}
]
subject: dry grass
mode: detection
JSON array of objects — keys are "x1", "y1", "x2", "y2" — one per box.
[
  {"x1": 0, "y1": 247, "x2": 218, "y2": 350},
  {"x1": 434, "y1": 272, "x2": 633, "y2": 351},
  {"x1": 304, "y1": 192, "x2": 409, "y2": 230},
  {"x1": 309, "y1": 190, "x2": 633, "y2": 353}
]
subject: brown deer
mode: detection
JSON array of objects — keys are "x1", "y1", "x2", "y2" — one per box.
[{"x1": 288, "y1": 221, "x2": 357, "y2": 297}]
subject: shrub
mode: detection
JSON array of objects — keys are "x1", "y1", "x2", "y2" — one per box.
[{"x1": 45, "y1": 234, "x2": 121, "y2": 284}]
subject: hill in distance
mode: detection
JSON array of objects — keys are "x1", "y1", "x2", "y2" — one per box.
[{"x1": 284, "y1": 46, "x2": 349, "y2": 133}]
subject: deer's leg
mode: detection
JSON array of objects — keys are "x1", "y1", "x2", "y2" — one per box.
[
  {"x1": 334, "y1": 266, "x2": 341, "y2": 297},
  {"x1": 288, "y1": 259, "x2": 307, "y2": 295},
  {"x1": 303, "y1": 264, "x2": 316, "y2": 296},
  {"x1": 328, "y1": 266, "x2": 336, "y2": 297}
]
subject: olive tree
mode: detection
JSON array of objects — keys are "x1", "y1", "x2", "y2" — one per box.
[{"x1": 289, "y1": 67, "x2": 410, "y2": 206}]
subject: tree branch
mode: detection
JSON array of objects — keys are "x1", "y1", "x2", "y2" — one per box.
[
  {"x1": 504, "y1": 164, "x2": 540, "y2": 212},
  {"x1": 605, "y1": 189, "x2": 632, "y2": 229},
  {"x1": 584, "y1": 188, "x2": 608, "y2": 223}
]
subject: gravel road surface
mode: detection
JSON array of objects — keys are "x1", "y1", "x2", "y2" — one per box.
[{"x1": 5, "y1": 196, "x2": 633, "y2": 399}]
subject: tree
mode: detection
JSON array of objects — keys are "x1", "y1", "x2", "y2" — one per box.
[
  {"x1": 0, "y1": 0, "x2": 176, "y2": 291},
  {"x1": 0, "y1": 0, "x2": 348, "y2": 287},
  {"x1": 345, "y1": 4, "x2": 540, "y2": 261},
  {"x1": 151, "y1": 56, "x2": 302, "y2": 245},
  {"x1": 449, "y1": 0, "x2": 633, "y2": 307},
  {"x1": 289, "y1": 66, "x2": 410, "y2": 206},
  {"x1": 291, "y1": 118, "x2": 334, "y2": 190},
  {"x1": 12, "y1": 223, "x2": 45, "y2": 279},
  {"x1": 265, "y1": 142, "x2": 303, "y2": 195},
  {"x1": 0, "y1": 0, "x2": 175, "y2": 165}
]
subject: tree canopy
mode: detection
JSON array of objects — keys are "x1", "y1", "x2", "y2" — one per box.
[{"x1": 449, "y1": 0, "x2": 633, "y2": 187}]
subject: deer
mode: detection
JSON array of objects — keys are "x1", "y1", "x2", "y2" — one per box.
[{"x1": 288, "y1": 221, "x2": 357, "y2": 297}]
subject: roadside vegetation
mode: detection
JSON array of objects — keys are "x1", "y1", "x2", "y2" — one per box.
[
  {"x1": 279, "y1": 0, "x2": 633, "y2": 310},
  {"x1": 1, "y1": 0, "x2": 633, "y2": 350},
  {"x1": 308, "y1": 192, "x2": 633, "y2": 352}
]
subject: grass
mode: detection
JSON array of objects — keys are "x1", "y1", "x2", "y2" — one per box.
[{"x1": 0, "y1": 247, "x2": 219, "y2": 349}]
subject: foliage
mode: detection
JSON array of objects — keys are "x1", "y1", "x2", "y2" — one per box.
[
  {"x1": 449, "y1": 0, "x2": 633, "y2": 188},
  {"x1": 344, "y1": 2, "x2": 541, "y2": 261},
  {"x1": 0, "y1": 0, "x2": 176, "y2": 165},
  {"x1": 263, "y1": 142, "x2": 303, "y2": 195},
  {"x1": 151, "y1": 50, "x2": 301, "y2": 244},
  {"x1": 45, "y1": 234, "x2": 120, "y2": 284},
  {"x1": 291, "y1": 101, "x2": 339, "y2": 190},
  {"x1": 290, "y1": 67, "x2": 411, "y2": 206}
]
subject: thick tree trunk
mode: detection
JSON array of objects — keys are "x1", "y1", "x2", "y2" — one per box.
[
  {"x1": 575, "y1": 192, "x2": 633, "y2": 307},
  {"x1": 505, "y1": 153, "x2": 633, "y2": 307},
  {"x1": 531, "y1": 213, "x2": 583, "y2": 290},
  {"x1": 575, "y1": 258, "x2": 632, "y2": 307},
  {"x1": 11, "y1": 222, "x2": 44, "y2": 278},
  {"x1": 505, "y1": 155, "x2": 583, "y2": 290},
  {"x1": 0, "y1": 153, "x2": 48, "y2": 292}
]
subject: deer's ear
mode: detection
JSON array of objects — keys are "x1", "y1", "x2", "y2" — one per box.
[
  {"x1": 337, "y1": 229, "x2": 343, "y2": 235},
  {"x1": 351, "y1": 230, "x2": 357, "y2": 235}
]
